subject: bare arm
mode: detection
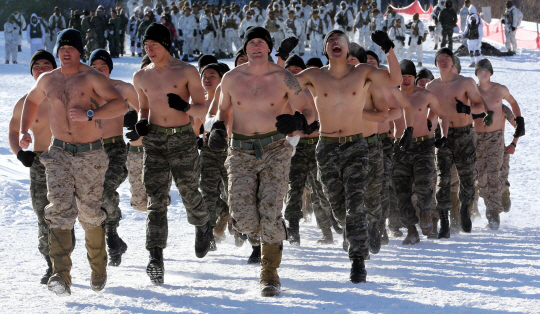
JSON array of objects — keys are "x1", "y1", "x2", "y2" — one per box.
[
  {"x1": 9, "y1": 96, "x2": 25, "y2": 154},
  {"x1": 502, "y1": 85, "x2": 521, "y2": 117},
  {"x1": 427, "y1": 92, "x2": 449, "y2": 138},
  {"x1": 363, "y1": 88, "x2": 389, "y2": 123},
  {"x1": 364, "y1": 49, "x2": 402, "y2": 87},
  {"x1": 285, "y1": 70, "x2": 315, "y2": 124},
  {"x1": 384, "y1": 88, "x2": 402, "y2": 121},
  {"x1": 121, "y1": 82, "x2": 140, "y2": 111},
  {"x1": 391, "y1": 87, "x2": 414, "y2": 128},
  {"x1": 185, "y1": 65, "x2": 208, "y2": 119},
  {"x1": 133, "y1": 70, "x2": 149, "y2": 120},
  {"x1": 466, "y1": 79, "x2": 488, "y2": 114},
  {"x1": 215, "y1": 74, "x2": 234, "y2": 130},
  {"x1": 206, "y1": 84, "x2": 221, "y2": 120},
  {"x1": 20, "y1": 79, "x2": 48, "y2": 148}
]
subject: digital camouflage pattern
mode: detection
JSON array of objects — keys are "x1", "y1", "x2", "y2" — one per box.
[
  {"x1": 365, "y1": 137, "x2": 383, "y2": 224},
  {"x1": 200, "y1": 147, "x2": 229, "y2": 227},
  {"x1": 380, "y1": 136, "x2": 395, "y2": 227},
  {"x1": 476, "y1": 130, "x2": 505, "y2": 219},
  {"x1": 30, "y1": 154, "x2": 50, "y2": 256},
  {"x1": 103, "y1": 140, "x2": 128, "y2": 226}
]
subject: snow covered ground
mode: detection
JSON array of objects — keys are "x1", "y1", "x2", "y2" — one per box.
[{"x1": 1, "y1": 32, "x2": 540, "y2": 313}]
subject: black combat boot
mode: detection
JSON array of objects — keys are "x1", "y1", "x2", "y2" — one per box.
[
  {"x1": 402, "y1": 225, "x2": 421, "y2": 245},
  {"x1": 247, "y1": 245, "x2": 262, "y2": 264},
  {"x1": 350, "y1": 257, "x2": 367, "y2": 283},
  {"x1": 438, "y1": 211, "x2": 451, "y2": 239},
  {"x1": 368, "y1": 220, "x2": 381, "y2": 254},
  {"x1": 195, "y1": 221, "x2": 213, "y2": 258},
  {"x1": 106, "y1": 224, "x2": 128, "y2": 266},
  {"x1": 379, "y1": 220, "x2": 389, "y2": 245},
  {"x1": 40, "y1": 255, "x2": 53, "y2": 284},
  {"x1": 287, "y1": 218, "x2": 300, "y2": 246},
  {"x1": 146, "y1": 247, "x2": 164, "y2": 285},
  {"x1": 460, "y1": 203, "x2": 472, "y2": 233}
]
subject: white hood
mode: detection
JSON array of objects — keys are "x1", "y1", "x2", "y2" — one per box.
[
  {"x1": 30, "y1": 13, "x2": 39, "y2": 26},
  {"x1": 469, "y1": 4, "x2": 477, "y2": 15}
]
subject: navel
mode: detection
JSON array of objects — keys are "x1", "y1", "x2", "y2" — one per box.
[
  {"x1": 174, "y1": 85, "x2": 177, "y2": 88},
  {"x1": 144, "y1": 89, "x2": 147, "y2": 92},
  {"x1": 324, "y1": 93, "x2": 328, "y2": 97},
  {"x1": 353, "y1": 92, "x2": 356, "y2": 95},
  {"x1": 81, "y1": 92, "x2": 84, "y2": 96},
  {"x1": 237, "y1": 101, "x2": 241, "y2": 106},
  {"x1": 270, "y1": 103, "x2": 274, "y2": 107}
]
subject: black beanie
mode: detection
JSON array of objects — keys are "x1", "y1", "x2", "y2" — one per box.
[
  {"x1": 143, "y1": 23, "x2": 171, "y2": 51},
  {"x1": 415, "y1": 68, "x2": 434, "y2": 85},
  {"x1": 198, "y1": 54, "x2": 218, "y2": 69},
  {"x1": 434, "y1": 47, "x2": 454, "y2": 66},
  {"x1": 234, "y1": 48, "x2": 246, "y2": 67},
  {"x1": 366, "y1": 50, "x2": 380, "y2": 67},
  {"x1": 453, "y1": 55, "x2": 461, "y2": 74},
  {"x1": 30, "y1": 49, "x2": 57, "y2": 75},
  {"x1": 242, "y1": 26, "x2": 273, "y2": 54},
  {"x1": 285, "y1": 54, "x2": 306, "y2": 70},
  {"x1": 89, "y1": 49, "x2": 113, "y2": 73},
  {"x1": 349, "y1": 42, "x2": 367, "y2": 64},
  {"x1": 55, "y1": 28, "x2": 84, "y2": 57},
  {"x1": 475, "y1": 58, "x2": 493, "y2": 76},
  {"x1": 400, "y1": 59, "x2": 417, "y2": 77},
  {"x1": 201, "y1": 63, "x2": 225, "y2": 78},
  {"x1": 306, "y1": 57, "x2": 323, "y2": 68},
  {"x1": 323, "y1": 29, "x2": 350, "y2": 58},
  {"x1": 218, "y1": 62, "x2": 231, "y2": 73}
]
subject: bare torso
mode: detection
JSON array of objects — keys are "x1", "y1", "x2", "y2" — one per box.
[
  {"x1": 400, "y1": 87, "x2": 433, "y2": 137},
  {"x1": 364, "y1": 85, "x2": 388, "y2": 137},
  {"x1": 11, "y1": 95, "x2": 52, "y2": 152},
  {"x1": 474, "y1": 82, "x2": 506, "y2": 133},
  {"x1": 426, "y1": 75, "x2": 474, "y2": 128}
]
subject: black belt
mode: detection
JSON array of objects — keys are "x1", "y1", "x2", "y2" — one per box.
[
  {"x1": 149, "y1": 123, "x2": 192, "y2": 135},
  {"x1": 319, "y1": 133, "x2": 364, "y2": 143},
  {"x1": 230, "y1": 133, "x2": 285, "y2": 159}
]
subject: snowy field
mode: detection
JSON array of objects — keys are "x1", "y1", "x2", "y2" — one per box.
[{"x1": 1, "y1": 32, "x2": 540, "y2": 313}]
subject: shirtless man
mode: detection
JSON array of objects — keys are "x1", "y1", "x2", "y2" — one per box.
[
  {"x1": 472, "y1": 59, "x2": 524, "y2": 230},
  {"x1": 395, "y1": 60, "x2": 448, "y2": 244},
  {"x1": 426, "y1": 48, "x2": 490, "y2": 238},
  {"x1": 19, "y1": 29, "x2": 127, "y2": 295},
  {"x1": 295, "y1": 29, "x2": 404, "y2": 283},
  {"x1": 89, "y1": 49, "x2": 141, "y2": 266},
  {"x1": 8, "y1": 50, "x2": 57, "y2": 284},
  {"x1": 207, "y1": 27, "x2": 315, "y2": 296},
  {"x1": 129, "y1": 23, "x2": 211, "y2": 285}
]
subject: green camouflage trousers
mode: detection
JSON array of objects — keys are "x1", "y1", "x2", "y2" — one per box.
[
  {"x1": 103, "y1": 140, "x2": 128, "y2": 226},
  {"x1": 476, "y1": 130, "x2": 505, "y2": 218},
  {"x1": 200, "y1": 146, "x2": 229, "y2": 227},
  {"x1": 436, "y1": 125, "x2": 477, "y2": 211},
  {"x1": 284, "y1": 142, "x2": 332, "y2": 230},
  {"x1": 225, "y1": 136, "x2": 292, "y2": 245},
  {"x1": 40, "y1": 145, "x2": 108, "y2": 230},
  {"x1": 501, "y1": 151, "x2": 510, "y2": 194},
  {"x1": 316, "y1": 137, "x2": 369, "y2": 259},
  {"x1": 365, "y1": 135, "x2": 383, "y2": 224},
  {"x1": 30, "y1": 153, "x2": 50, "y2": 256},
  {"x1": 393, "y1": 139, "x2": 435, "y2": 226},
  {"x1": 142, "y1": 125, "x2": 208, "y2": 249},
  {"x1": 382, "y1": 137, "x2": 401, "y2": 229}
]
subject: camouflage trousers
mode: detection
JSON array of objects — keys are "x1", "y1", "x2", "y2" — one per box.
[
  {"x1": 381, "y1": 137, "x2": 401, "y2": 229},
  {"x1": 284, "y1": 142, "x2": 332, "y2": 230},
  {"x1": 501, "y1": 151, "x2": 510, "y2": 194},
  {"x1": 30, "y1": 153, "x2": 50, "y2": 256},
  {"x1": 316, "y1": 137, "x2": 369, "y2": 259},
  {"x1": 200, "y1": 146, "x2": 229, "y2": 227},
  {"x1": 365, "y1": 135, "x2": 383, "y2": 224},
  {"x1": 142, "y1": 125, "x2": 208, "y2": 249},
  {"x1": 394, "y1": 139, "x2": 435, "y2": 226},
  {"x1": 103, "y1": 139, "x2": 128, "y2": 226},
  {"x1": 40, "y1": 144, "x2": 108, "y2": 230},
  {"x1": 436, "y1": 125, "x2": 477, "y2": 212},
  {"x1": 225, "y1": 136, "x2": 292, "y2": 246},
  {"x1": 475, "y1": 130, "x2": 505, "y2": 218}
]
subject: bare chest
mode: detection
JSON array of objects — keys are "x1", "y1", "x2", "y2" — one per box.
[
  {"x1": 141, "y1": 72, "x2": 188, "y2": 102},
  {"x1": 231, "y1": 77, "x2": 287, "y2": 110},
  {"x1": 479, "y1": 88, "x2": 503, "y2": 110},
  {"x1": 46, "y1": 76, "x2": 94, "y2": 109}
]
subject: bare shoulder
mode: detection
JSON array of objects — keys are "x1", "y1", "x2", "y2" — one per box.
[
  {"x1": 133, "y1": 67, "x2": 147, "y2": 81},
  {"x1": 425, "y1": 78, "x2": 440, "y2": 90},
  {"x1": 459, "y1": 75, "x2": 476, "y2": 86},
  {"x1": 298, "y1": 66, "x2": 324, "y2": 79}
]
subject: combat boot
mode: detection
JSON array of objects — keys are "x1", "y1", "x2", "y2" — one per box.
[
  {"x1": 86, "y1": 225, "x2": 107, "y2": 292},
  {"x1": 427, "y1": 215, "x2": 439, "y2": 239},
  {"x1": 214, "y1": 214, "x2": 230, "y2": 238},
  {"x1": 195, "y1": 221, "x2": 213, "y2": 258},
  {"x1": 402, "y1": 225, "x2": 420, "y2": 245},
  {"x1": 105, "y1": 224, "x2": 128, "y2": 266},
  {"x1": 450, "y1": 191, "x2": 461, "y2": 234},
  {"x1": 433, "y1": 44, "x2": 438, "y2": 50},
  {"x1": 419, "y1": 211, "x2": 434, "y2": 236},
  {"x1": 368, "y1": 220, "x2": 381, "y2": 254},
  {"x1": 48, "y1": 228, "x2": 73, "y2": 296},
  {"x1": 350, "y1": 257, "x2": 367, "y2": 283},
  {"x1": 460, "y1": 202, "x2": 472, "y2": 233},
  {"x1": 234, "y1": 231, "x2": 247, "y2": 247},
  {"x1": 417, "y1": 62, "x2": 423, "y2": 67},
  {"x1": 287, "y1": 218, "x2": 300, "y2": 246},
  {"x1": 438, "y1": 211, "x2": 451, "y2": 239},
  {"x1": 317, "y1": 227, "x2": 334, "y2": 244},
  {"x1": 41, "y1": 255, "x2": 53, "y2": 284},
  {"x1": 260, "y1": 244, "x2": 282, "y2": 297},
  {"x1": 502, "y1": 190, "x2": 511, "y2": 212},
  {"x1": 378, "y1": 220, "x2": 389, "y2": 245},
  {"x1": 146, "y1": 247, "x2": 164, "y2": 285},
  {"x1": 247, "y1": 245, "x2": 261, "y2": 264},
  {"x1": 389, "y1": 227, "x2": 403, "y2": 237},
  {"x1": 485, "y1": 213, "x2": 500, "y2": 230}
]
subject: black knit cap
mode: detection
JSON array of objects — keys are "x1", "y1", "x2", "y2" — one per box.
[
  {"x1": 143, "y1": 23, "x2": 171, "y2": 51},
  {"x1": 285, "y1": 54, "x2": 306, "y2": 70},
  {"x1": 323, "y1": 29, "x2": 350, "y2": 58},
  {"x1": 30, "y1": 49, "x2": 57, "y2": 75},
  {"x1": 55, "y1": 28, "x2": 84, "y2": 57},
  {"x1": 198, "y1": 54, "x2": 218, "y2": 69},
  {"x1": 400, "y1": 59, "x2": 417, "y2": 77},
  {"x1": 89, "y1": 49, "x2": 113, "y2": 73},
  {"x1": 475, "y1": 58, "x2": 493, "y2": 76},
  {"x1": 434, "y1": 47, "x2": 454, "y2": 66},
  {"x1": 349, "y1": 42, "x2": 367, "y2": 64},
  {"x1": 366, "y1": 50, "x2": 380, "y2": 67},
  {"x1": 234, "y1": 48, "x2": 246, "y2": 67},
  {"x1": 306, "y1": 57, "x2": 323, "y2": 68},
  {"x1": 201, "y1": 63, "x2": 225, "y2": 78},
  {"x1": 218, "y1": 62, "x2": 231, "y2": 73},
  {"x1": 415, "y1": 68, "x2": 434, "y2": 85},
  {"x1": 242, "y1": 26, "x2": 273, "y2": 54}
]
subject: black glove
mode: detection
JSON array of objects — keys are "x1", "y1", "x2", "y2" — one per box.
[
  {"x1": 514, "y1": 116, "x2": 525, "y2": 137},
  {"x1": 307, "y1": 33, "x2": 310, "y2": 40},
  {"x1": 382, "y1": 26, "x2": 387, "y2": 32},
  {"x1": 371, "y1": 30, "x2": 395, "y2": 54},
  {"x1": 275, "y1": 111, "x2": 307, "y2": 135},
  {"x1": 125, "y1": 126, "x2": 141, "y2": 141},
  {"x1": 427, "y1": 119, "x2": 432, "y2": 132},
  {"x1": 17, "y1": 150, "x2": 35, "y2": 167},
  {"x1": 455, "y1": 98, "x2": 471, "y2": 114},
  {"x1": 197, "y1": 137, "x2": 204, "y2": 149},
  {"x1": 346, "y1": 26, "x2": 352, "y2": 32},
  {"x1": 501, "y1": 19, "x2": 505, "y2": 24},
  {"x1": 472, "y1": 112, "x2": 486, "y2": 119},
  {"x1": 193, "y1": 29, "x2": 197, "y2": 37},
  {"x1": 167, "y1": 93, "x2": 190, "y2": 112},
  {"x1": 417, "y1": 36, "x2": 422, "y2": 45},
  {"x1": 303, "y1": 120, "x2": 320, "y2": 135},
  {"x1": 408, "y1": 36, "x2": 412, "y2": 46},
  {"x1": 434, "y1": 136, "x2": 447, "y2": 149},
  {"x1": 123, "y1": 110, "x2": 138, "y2": 127},
  {"x1": 399, "y1": 126, "x2": 414, "y2": 151},
  {"x1": 275, "y1": 37, "x2": 299, "y2": 60},
  {"x1": 511, "y1": 26, "x2": 516, "y2": 32},
  {"x1": 208, "y1": 121, "x2": 228, "y2": 151},
  {"x1": 213, "y1": 30, "x2": 217, "y2": 37},
  {"x1": 483, "y1": 110, "x2": 494, "y2": 126},
  {"x1": 134, "y1": 119, "x2": 149, "y2": 136},
  {"x1": 178, "y1": 29, "x2": 183, "y2": 36}
]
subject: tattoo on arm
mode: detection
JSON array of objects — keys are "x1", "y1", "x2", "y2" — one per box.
[
  {"x1": 502, "y1": 104, "x2": 514, "y2": 121},
  {"x1": 285, "y1": 71, "x2": 302, "y2": 95},
  {"x1": 90, "y1": 97, "x2": 102, "y2": 129}
]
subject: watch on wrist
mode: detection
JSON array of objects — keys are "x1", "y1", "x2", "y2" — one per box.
[{"x1": 87, "y1": 110, "x2": 95, "y2": 121}]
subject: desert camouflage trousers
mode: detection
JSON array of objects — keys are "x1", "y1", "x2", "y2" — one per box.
[
  {"x1": 30, "y1": 153, "x2": 50, "y2": 256},
  {"x1": 475, "y1": 130, "x2": 505, "y2": 218},
  {"x1": 200, "y1": 146, "x2": 229, "y2": 227},
  {"x1": 103, "y1": 140, "x2": 128, "y2": 226}
]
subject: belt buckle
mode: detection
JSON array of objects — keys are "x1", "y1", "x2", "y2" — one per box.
[
  {"x1": 111, "y1": 137, "x2": 116, "y2": 144},
  {"x1": 348, "y1": 136, "x2": 353, "y2": 142},
  {"x1": 338, "y1": 137, "x2": 345, "y2": 144},
  {"x1": 308, "y1": 139, "x2": 314, "y2": 144}
]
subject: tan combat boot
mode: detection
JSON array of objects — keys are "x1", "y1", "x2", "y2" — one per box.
[
  {"x1": 86, "y1": 225, "x2": 108, "y2": 292},
  {"x1": 260, "y1": 244, "x2": 282, "y2": 297},
  {"x1": 213, "y1": 213, "x2": 230, "y2": 240},
  {"x1": 502, "y1": 190, "x2": 511, "y2": 212},
  {"x1": 317, "y1": 227, "x2": 334, "y2": 244},
  {"x1": 450, "y1": 191, "x2": 461, "y2": 233},
  {"x1": 419, "y1": 211, "x2": 433, "y2": 236},
  {"x1": 48, "y1": 228, "x2": 73, "y2": 296}
]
